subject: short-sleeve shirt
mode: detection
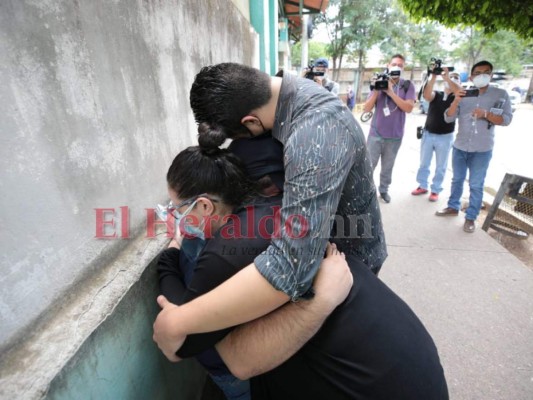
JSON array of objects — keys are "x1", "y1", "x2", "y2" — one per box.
[
  {"x1": 368, "y1": 78, "x2": 416, "y2": 139},
  {"x1": 253, "y1": 74, "x2": 388, "y2": 300}
]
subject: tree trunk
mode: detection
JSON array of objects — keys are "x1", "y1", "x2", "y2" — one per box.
[
  {"x1": 355, "y1": 50, "x2": 364, "y2": 103},
  {"x1": 527, "y1": 73, "x2": 533, "y2": 103}
]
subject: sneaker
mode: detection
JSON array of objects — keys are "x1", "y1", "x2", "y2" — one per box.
[
  {"x1": 411, "y1": 187, "x2": 428, "y2": 196},
  {"x1": 429, "y1": 192, "x2": 439, "y2": 202},
  {"x1": 380, "y1": 192, "x2": 391, "y2": 203},
  {"x1": 463, "y1": 219, "x2": 476, "y2": 233}
]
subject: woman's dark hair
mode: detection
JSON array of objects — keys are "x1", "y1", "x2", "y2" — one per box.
[
  {"x1": 190, "y1": 63, "x2": 272, "y2": 142},
  {"x1": 167, "y1": 134, "x2": 255, "y2": 207}
]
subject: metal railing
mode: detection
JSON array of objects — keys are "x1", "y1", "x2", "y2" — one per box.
[{"x1": 482, "y1": 173, "x2": 533, "y2": 239}]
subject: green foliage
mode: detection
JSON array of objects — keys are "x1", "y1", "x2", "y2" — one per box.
[
  {"x1": 379, "y1": 7, "x2": 443, "y2": 70},
  {"x1": 319, "y1": 0, "x2": 391, "y2": 78},
  {"x1": 290, "y1": 41, "x2": 328, "y2": 67},
  {"x1": 398, "y1": 0, "x2": 533, "y2": 39},
  {"x1": 450, "y1": 27, "x2": 532, "y2": 76}
]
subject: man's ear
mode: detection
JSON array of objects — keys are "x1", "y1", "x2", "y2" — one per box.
[{"x1": 241, "y1": 115, "x2": 260, "y2": 128}]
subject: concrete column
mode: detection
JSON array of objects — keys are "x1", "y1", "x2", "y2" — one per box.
[
  {"x1": 268, "y1": 0, "x2": 278, "y2": 75},
  {"x1": 249, "y1": 0, "x2": 269, "y2": 72}
]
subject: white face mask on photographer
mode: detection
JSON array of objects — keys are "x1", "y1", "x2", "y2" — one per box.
[
  {"x1": 450, "y1": 78, "x2": 461, "y2": 85},
  {"x1": 389, "y1": 65, "x2": 402, "y2": 74},
  {"x1": 472, "y1": 74, "x2": 491, "y2": 88}
]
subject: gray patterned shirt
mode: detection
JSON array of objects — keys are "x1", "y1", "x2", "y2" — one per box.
[
  {"x1": 254, "y1": 74, "x2": 387, "y2": 300},
  {"x1": 444, "y1": 85, "x2": 513, "y2": 152}
]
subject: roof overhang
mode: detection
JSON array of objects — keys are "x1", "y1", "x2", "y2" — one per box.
[{"x1": 279, "y1": 0, "x2": 329, "y2": 32}]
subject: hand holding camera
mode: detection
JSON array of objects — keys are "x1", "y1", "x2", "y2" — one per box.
[
  {"x1": 304, "y1": 60, "x2": 325, "y2": 81},
  {"x1": 428, "y1": 57, "x2": 455, "y2": 75},
  {"x1": 370, "y1": 67, "x2": 401, "y2": 91}
]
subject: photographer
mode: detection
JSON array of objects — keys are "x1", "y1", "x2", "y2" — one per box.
[
  {"x1": 412, "y1": 66, "x2": 461, "y2": 202},
  {"x1": 304, "y1": 57, "x2": 339, "y2": 95},
  {"x1": 363, "y1": 54, "x2": 416, "y2": 203},
  {"x1": 436, "y1": 60, "x2": 513, "y2": 233}
]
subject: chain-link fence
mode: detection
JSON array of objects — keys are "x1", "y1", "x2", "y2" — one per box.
[{"x1": 483, "y1": 174, "x2": 533, "y2": 239}]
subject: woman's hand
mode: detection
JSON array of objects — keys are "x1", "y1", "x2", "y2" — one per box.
[
  {"x1": 312, "y1": 243, "x2": 353, "y2": 311},
  {"x1": 153, "y1": 295, "x2": 185, "y2": 362}
]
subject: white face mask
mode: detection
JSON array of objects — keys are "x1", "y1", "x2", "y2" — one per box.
[
  {"x1": 450, "y1": 78, "x2": 461, "y2": 85},
  {"x1": 389, "y1": 65, "x2": 402, "y2": 74},
  {"x1": 472, "y1": 74, "x2": 491, "y2": 88}
]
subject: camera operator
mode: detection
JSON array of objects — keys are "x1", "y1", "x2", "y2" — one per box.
[
  {"x1": 363, "y1": 54, "x2": 416, "y2": 203},
  {"x1": 305, "y1": 57, "x2": 339, "y2": 95},
  {"x1": 412, "y1": 66, "x2": 461, "y2": 202}
]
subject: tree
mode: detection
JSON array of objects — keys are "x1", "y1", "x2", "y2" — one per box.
[
  {"x1": 398, "y1": 0, "x2": 533, "y2": 39},
  {"x1": 449, "y1": 26, "x2": 488, "y2": 73},
  {"x1": 451, "y1": 27, "x2": 533, "y2": 89},
  {"x1": 290, "y1": 41, "x2": 328, "y2": 69},
  {"x1": 319, "y1": 0, "x2": 391, "y2": 99},
  {"x1": 483, "y1": 31, "x2": 531, "y2": 76},
  {"x1": 379, "y1": 8, "x2": 443, "y2": 81},
  {"x1": 320, "y1": 0, "x2": 354, "y2": 80}
]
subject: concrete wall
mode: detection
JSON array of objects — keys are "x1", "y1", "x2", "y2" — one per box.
[
  {"x1": 0, "y1": 0, "x2": 256, "y2": 397},
  {"x1": 46, "y1": 257, "x2": 206, "y2": 400}
]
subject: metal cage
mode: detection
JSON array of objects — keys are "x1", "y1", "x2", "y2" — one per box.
[{"x1": 482, "y1": 173, "x2": 533, "y2": 239}]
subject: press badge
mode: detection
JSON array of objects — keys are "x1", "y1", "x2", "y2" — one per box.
[{"x1": 383, "y1": 106, "x2": 390, "y2": 117}]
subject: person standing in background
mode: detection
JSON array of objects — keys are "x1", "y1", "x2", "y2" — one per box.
[
  {"x1": 435, "y1": 60, "x2": 513, "y2": 233},
  {"x1": 412, "y1": 68, "x2": 461, "y2": 202},
  {"x1": 363, "y1": 54, "x2": 416, "y2": 204},
  {"x1": 347, "y1": 85, "x2": 355, "y2": 112}
]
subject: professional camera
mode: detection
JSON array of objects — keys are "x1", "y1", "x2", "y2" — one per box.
[
  {"x1": 304, "y1": 60, "x2": 325, "y2": 80},
  {"x1": 369, "y1": 68, "x2": 400, "y2": 91},
  {"x1": 428, "y1": 57, "x2": 455, "y2": 75}
]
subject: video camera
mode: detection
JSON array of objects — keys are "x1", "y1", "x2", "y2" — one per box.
[
  {"x1": 370, "y1": 68, "x2": 401, "y2": 91},
  {"x1": 304, "y1": 60, "x2": 325, "y2": 80},
  {"x1": 428, "y1": 57, "x2": 455, "y2": 75}
]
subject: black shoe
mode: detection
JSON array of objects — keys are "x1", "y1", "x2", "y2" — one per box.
[
  {"x1": 435, "y1": 207, "x2": 459, "y2": 217},
  {"x1": 463, "y1": 219, "x2": 476, "y2": 233},
  {"x1": 380, "y1": 192, "x2": 391, "y2": 203}
]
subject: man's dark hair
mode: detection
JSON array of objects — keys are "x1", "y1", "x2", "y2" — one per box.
[
  {"x1": 190, "y1": 63, "x2": 272, "y2": 138},
  {"x1": 471, "y1": 60, "x2": 493, "y2": 74},
  {"x1": 390, "y1": 54, "x2": 405, "y2": 62}
]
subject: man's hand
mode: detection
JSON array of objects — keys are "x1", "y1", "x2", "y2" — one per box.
[
  {"x1": 452, "y1": 87, "x2": 465, "y2": 102},
  {"x1": 472, "y1": 108, "x2": 488, "y2": 119},
  {"x1": 313, "y1": 76, "x2": 325, "y2": 87},
  {"x1": 312, "y1": 243, "x2": 353, "y2": 312},
  {"x1": 153, "y1": 295, "x2": 185, "y2": 362}
]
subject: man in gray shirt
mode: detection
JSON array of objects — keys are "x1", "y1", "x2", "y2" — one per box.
[{"x1": 435, "y1": 60, "x2": 513, "y2": 232}]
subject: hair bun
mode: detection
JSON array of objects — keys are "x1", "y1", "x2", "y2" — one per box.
[{"x1": 198, "y1": 122, "x2": 227, "y2": 154}]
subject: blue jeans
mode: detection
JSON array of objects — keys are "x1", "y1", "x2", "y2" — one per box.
[
  {"x1": 416, "y1": 131, "x2": 454, "y2": 193},
  {"x1": 448, "y1": 147, "x2": 492, "y2": 221},
  {"x1": 209, "y1": 373, "x2": 251, "y2": 400}
]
